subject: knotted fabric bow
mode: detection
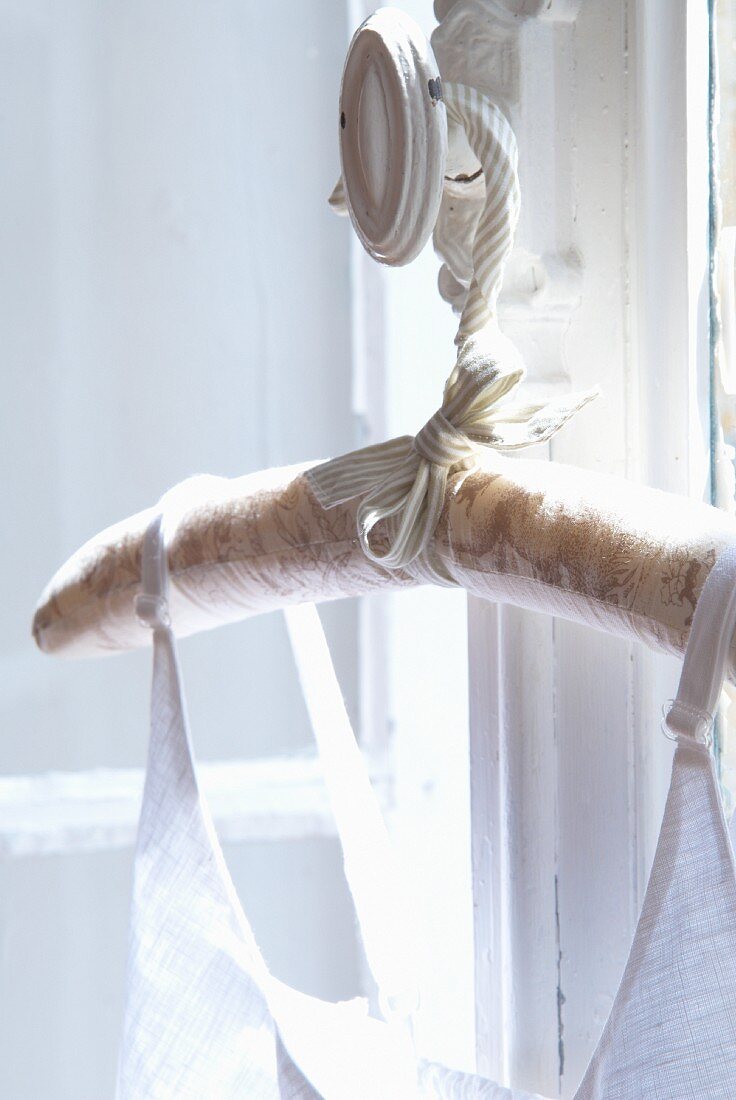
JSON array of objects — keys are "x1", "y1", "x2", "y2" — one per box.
[{"x1": 308, "y1": 83, "x2": 597, "y2": 570}]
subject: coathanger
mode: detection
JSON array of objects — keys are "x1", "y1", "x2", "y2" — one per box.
[{"x1": 117, "y1": 507, "x2": 736, "y2": 1099}]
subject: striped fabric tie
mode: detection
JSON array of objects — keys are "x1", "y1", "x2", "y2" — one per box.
[
  {"x1": 308, "y1": 84, "x2": 597, "y2": 570},
  {"x1": 443, "y1": 82, "x2": 521, "y2": 334}
]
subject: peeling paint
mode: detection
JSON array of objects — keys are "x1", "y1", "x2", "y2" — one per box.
[{"x1": 555, "y1": 873, "x2": 565, "y2": 1084}]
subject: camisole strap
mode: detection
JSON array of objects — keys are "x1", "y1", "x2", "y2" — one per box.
[
  {"x1": 119, "y1": 509, "x2": 312, "y2": 1098},
  {"x1": 663, "y1": 542, "x2": 736, "y2": 744},
  {"x1": 135, "y1": 507, "x2": 419, "y2": 1017},
  {"x1": 575, "y1": 541, "x2": 736, "y2": 1100},
  {"x1": 124, "y1": 505, "x2": 435, "y2": 1098},
  {"x1": 284, "y1": 604, "x2": 419, "y2": 1023},
  {"x1": 134, "y1": 513, "x2": 170, "y2": 630}
]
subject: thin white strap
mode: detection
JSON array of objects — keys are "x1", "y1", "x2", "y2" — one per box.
[
  {"x1": 126, "y1": 512, "x2": 433, "y2": 1098},
  {"x1": 134, "y1": 510, "x2": 419, "y2": 1020},
  {"x1": 284, "y1": 603, "x2": 419, "y2": 1022},
  {"x1": 134, "y1": 513, "x2": 170, "y2": 630},
  {"x1": 664, "y1": 543, "x2": 736, "y2": 743},
  {"x1": 119, "y1": 513, "x2": 296, "y2": 1097}
]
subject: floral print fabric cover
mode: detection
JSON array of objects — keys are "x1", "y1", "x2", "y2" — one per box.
[{"x1": 33, "y1": 455, "x2": 736, "y2": 673}]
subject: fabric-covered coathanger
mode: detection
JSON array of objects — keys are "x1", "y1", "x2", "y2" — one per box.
[
  {"x1": 31, "y1": 85, "x2": 736, "y2": 664},
  {"x1": 119, "y1": 511, "x2": 736, "y2": 1097}
]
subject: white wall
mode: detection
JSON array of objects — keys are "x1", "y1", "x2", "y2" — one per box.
[{"x1": 0, "y1": 3, "x2": 363, "y2": 1095}]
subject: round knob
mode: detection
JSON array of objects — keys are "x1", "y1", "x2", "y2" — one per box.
[{"x1": 339, "y1": 7, "x2": 447, "y2": 267}]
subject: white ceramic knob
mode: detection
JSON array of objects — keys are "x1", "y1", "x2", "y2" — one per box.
[{"x1": 339, "y1": 7, "x2": 447, "y2": 267}]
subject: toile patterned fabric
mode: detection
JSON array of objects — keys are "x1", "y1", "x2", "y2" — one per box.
[{"x1": 32, "y1": 454, "x2": 736, "y2": 679}]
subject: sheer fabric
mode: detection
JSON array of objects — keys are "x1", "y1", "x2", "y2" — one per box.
[{"x1": 118, "y1": 512, "x2": 736, "y2": 1098}]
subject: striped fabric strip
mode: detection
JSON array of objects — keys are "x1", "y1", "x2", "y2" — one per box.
[
  {"x1": 442, "y1": 82, "x2": 520, "y2": 336},
  {"x1": 308, "y1": 84, "x2": 596, "y2": 571}
]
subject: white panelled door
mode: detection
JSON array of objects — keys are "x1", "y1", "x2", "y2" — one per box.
[{"x1": 463, "y1": 2, "x2": 712, "y2": 1097}]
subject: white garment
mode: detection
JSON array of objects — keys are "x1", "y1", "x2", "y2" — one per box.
[
  {"x1": 118, "y1": 513, "x2": 535, "y2": 1099},
  {"x1": 117, "y1": 513, "x2": 736, "y2": 1098},
  {"x1": 574, "y1": 543, "x2": 736, "y2": 1098}
]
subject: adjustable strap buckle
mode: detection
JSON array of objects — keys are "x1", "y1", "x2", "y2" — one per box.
[
  {"x1": 661, "y1": 699, "x2": 714, "y2": 749},
  {"x1": 134, "y1": 513, "x2": 171, "y2": 630},
  {"x1": 135, "y1": 592, "x2": 170, "y2": 630},
  {"x1": 378, "y1": 987, "x2": 420, "y2": 1049},
  {"x1": 378, "y1": 987, "x2": 421, "y2": 1024}
]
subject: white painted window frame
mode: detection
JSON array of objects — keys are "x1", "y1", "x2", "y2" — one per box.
[
  {"x1": 350, "y1": 0, "x2": 710, "y2": 1087},
  {"x1": 463, "y1": 1, "x2": 712, "y2": 1096}
]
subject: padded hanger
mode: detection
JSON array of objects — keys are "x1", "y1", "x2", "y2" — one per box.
[{"x1": 31, "y1": 9, "x2": 736, "y2": 674}]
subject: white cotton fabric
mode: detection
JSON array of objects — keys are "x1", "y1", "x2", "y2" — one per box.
[
  {"x1": 118, "y1": 511, "x2": 736, "y2": 1098},
  {"x1": 118, "y1": 512, "x2": 544, "y2": 1099},
  {"x1": 573, "y1": 542, "x2": 736, "y2": 1099},
  {"x1": 283, "y1": 603, "x2": 419, "y2": 1013},
  {"x1": 575, "y1": 737, "x2": 736, "y2": 1098}
]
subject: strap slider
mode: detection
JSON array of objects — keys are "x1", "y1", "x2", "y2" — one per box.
[
  {"x1": 661, "y1": 699, "x2": 713, "y2": 748},
  {"x1": 135, "y1": 592, "x2": 170, "y2": 630},
  {"x1": 378, "y1": 987, "x2": 421, "y2": 1029}
]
